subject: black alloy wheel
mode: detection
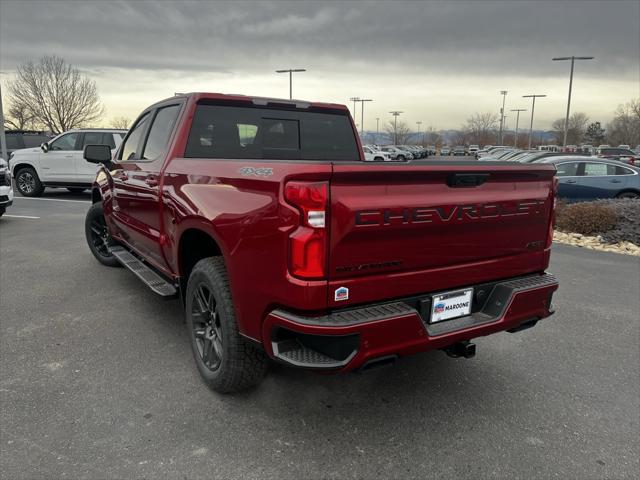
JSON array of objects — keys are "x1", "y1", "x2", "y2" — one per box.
[{"x1": 190, "y1": 283, "x2": 223, "y2": 371}]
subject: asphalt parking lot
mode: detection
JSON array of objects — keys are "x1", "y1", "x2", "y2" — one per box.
[{"x1": 1, "y1": 189, "x2": 639, "y2": 480}]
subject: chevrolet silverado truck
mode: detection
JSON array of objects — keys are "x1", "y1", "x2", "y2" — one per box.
[{"x1": 83, "y1": 92, "x2": 559, "y2": 393}]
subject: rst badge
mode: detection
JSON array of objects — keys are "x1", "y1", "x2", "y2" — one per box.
[{"x1": 334, "y1": 287, "x2": 349, "y2": 302}]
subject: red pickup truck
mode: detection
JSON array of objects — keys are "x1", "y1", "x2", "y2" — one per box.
[{"x1": 84, "y1": 92, "x2": 559, "y2": 393}]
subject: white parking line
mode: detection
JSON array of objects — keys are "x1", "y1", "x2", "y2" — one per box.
[
  {"x1": 3, "y1": 214, "x2": 40, "y2": 219},
  {"x1": 13, "y1": 197, "x2": 89, "y2": 204}
]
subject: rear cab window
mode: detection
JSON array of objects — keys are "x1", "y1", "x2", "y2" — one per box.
[{"x1": 184, "y1": 103, "x2": 359, "y2": 160}]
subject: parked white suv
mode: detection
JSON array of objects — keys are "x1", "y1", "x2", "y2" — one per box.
[
  {"x1": 9, "y1": 129, "x2": 126, "y2": 197},
  {"x1": 363, "y1": 146, "x2": 392, "y2": 161},
  {"x1": 0, "y1": 157, "x2": 13, "y2": 217},
  {"x1": 380, "y1": 146, "x2": 412, "y2": 160}
]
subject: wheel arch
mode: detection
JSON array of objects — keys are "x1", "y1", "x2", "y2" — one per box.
[
  {"x1": 11, "y1": 162, "x2": 37, "y2": 177},
  {"x1": 615, "y1": 188, "x2": 640, "y2": 198},
  {"x1": 177, "y1": 226, "x2": 225, "y2": 291}
]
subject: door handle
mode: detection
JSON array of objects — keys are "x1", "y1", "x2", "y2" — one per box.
[
  {"x1": 564, "y1": 179, "x2": 577, "y2": 184},
  {"x1": 145, "y1": 177, "x2": 158, "y2": 187},
  {"x1": 610, "y1": 179, "x2": 622, "y2": 183}
]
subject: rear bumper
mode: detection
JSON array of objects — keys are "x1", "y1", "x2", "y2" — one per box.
[{"x1": 263, "y1": 273, "x2": 558, "y2": 371}]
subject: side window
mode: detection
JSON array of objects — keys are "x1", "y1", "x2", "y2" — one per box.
[
  {"x1": 82, "y1": 132, "x2": 103, "y2": 149},
  {"x1": 583, "y1": 163, "x2": 610, "y2": 176},
  {"x1": 613, "y1": 165, "x2": 634, "y2": 175},
  {"x1": 555, "y1": 162, "x2": 579, "y2": 177},
  {"x1": 102, "y1": 133, "x2": 116, "y2": 149},
  {"x1": 119, "y1": 114, "x2": 150, "y2": 161},
  {"x1": 142, "y1": 105, "x2": 180, "y2": 160},
  {"x1": 50, "y1": 132, "x2": 80, "y2": 151}
]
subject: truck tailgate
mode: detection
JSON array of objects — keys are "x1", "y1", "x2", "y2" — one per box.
[{"x1": 328, "y1": 162, "x2": 556, "y2": 307}]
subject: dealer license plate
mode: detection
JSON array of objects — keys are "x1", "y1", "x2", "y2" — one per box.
[{"x1": 430, "y1": 288, "x2": 473, "y2": 323}]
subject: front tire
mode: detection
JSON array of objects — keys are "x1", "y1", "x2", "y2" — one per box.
[
  {"x1": 15, "y1": 167, "x2": 44, "y2": 197},
  {"x1": 85, "y1": 202, "x2": 120, "y2": 267},
  {"x1": 186, "y1": 257, "x2": 268, "y2": 393},
  {"x1": 397, "y1": 154, "x2": 406, "y2": 161}
]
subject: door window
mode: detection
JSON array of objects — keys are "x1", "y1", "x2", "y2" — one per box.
[
  {"x1": 102, "y1": 133, "x2": 117, "y2": 149},
  {"x1": 555, "y1": 162, "x2": 579, "y2": 176},
  {"x1": 142, "y1": 105, "x2": 181, "y2": 160},
  {"x1": 120, "y1": 114, "x2": 150, "y2": 161},
  {"x1": 82, "y1": 132, "x2": 104, "y2": 149},
  {"x1": 49, "y1": 132, "x2": 80, "y2": 151}
]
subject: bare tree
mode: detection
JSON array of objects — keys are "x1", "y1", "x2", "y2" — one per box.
[
  {"x1": 7, "y1": 55, "x2": 104, "y2": 134},
  {"x1": 464, "y1": 112, "x2": 498, "y2": 146},
  {"x1": 423, "y1": 126, "x2": 442, "y2": 147},
  {"x1": 110, "y1": 116, "x2": 131, "y2": 130},
  {"x1": 551, "y1": 112, "x2": 589, "y2": 145},
  {"x1": 3, "y1": 98, "x2": 40, "y2": 130},
  {"x1": 384, "y1": 120, "x2": 412, "y2": 144},
  {"x1": 607, "y1": 98, "x2": 640, "y2": 146}
]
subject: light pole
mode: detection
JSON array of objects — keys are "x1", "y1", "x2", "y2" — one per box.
[
  {"x1": 275, "y1": 68, "x2": 306, "y2": 99},
  {"x1": 358, "y1": 99, "x2": 372, "y2": 136},
  {"x1": 389, "y1": 111, "x2": 403, "y2": 145},
  {"x1": 510, "y1": 108, "x2": 527, "y2": 148},
  {"x1": 376, "y1": 117, "x2": 380, "y2": 134},
  {"x1": 522, "y1": 94, "x2": 547, "y2": 149},
  {"x1": 498, "y1": 90, "x2": 508, "y2": 146},
  {"x1": 552, "y1": 56, "x2": 594, "y2": 146},
  {"x1": 349, "y1": 97, "x2": 360, "y2": 124},
  {"x1": 416, "y1": 121, "x2": 422, "y2": 144},
  {"x1": 0, "y1": 83, "x2": 7, "y2": 162}
]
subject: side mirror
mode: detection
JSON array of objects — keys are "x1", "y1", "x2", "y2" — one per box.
[
  {"x1": 83, "y1": 144, "x2": 112, "y2": 164},
  {"x1": 41, "y1": 142, "x2": 49, "y2": 153}
]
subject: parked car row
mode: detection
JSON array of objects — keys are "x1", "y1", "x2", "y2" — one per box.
[
  {"x1": 363, "y1": 144, "x2": 429, "y2": 161},
  {"x1": 475, "y1": 146, "x2": 639, "y2": 200}
]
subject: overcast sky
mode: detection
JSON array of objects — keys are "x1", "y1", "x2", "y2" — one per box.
[{"x1": 1, "y1": 0, "x2": 638, "y2": 130}]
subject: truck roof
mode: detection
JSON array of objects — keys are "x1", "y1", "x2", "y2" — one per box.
[{"x1": 157, "y1": 92, "x2": 349, "y2": 112}]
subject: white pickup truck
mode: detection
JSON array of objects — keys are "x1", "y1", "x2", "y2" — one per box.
[{"x1": 9, "y1": 129, "x2": 126, "y2": 196}]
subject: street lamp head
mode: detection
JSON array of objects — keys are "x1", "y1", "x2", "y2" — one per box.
[
  {"x1": 275, "y1": 69, "x2": 307, "y2": 73},
  {"x1": 522, "y1": 94, "x2": 547, "y2": 98},
  {"x1": 552, "y1": 56, "x2": 594, "y2": 61},
  {"x1": 500, "y1": 90, "x2": 508, "y2": 95}
]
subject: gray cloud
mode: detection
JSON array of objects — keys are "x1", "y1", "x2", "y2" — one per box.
[{"x1": 1, "y1": 0, "x2": 638, "y2": 78}]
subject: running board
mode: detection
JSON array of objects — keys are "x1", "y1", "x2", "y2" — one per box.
[{"x1": 110, "y1": 246, "x2": 177, "y2": 298}]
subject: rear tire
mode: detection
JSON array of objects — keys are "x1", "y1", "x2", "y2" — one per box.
[
  {"x1": 616, "y1": 191, "x2": 639, "y2": 199},
  {"x1": 85, "y1": 202, "x2": 120, "y2": 267},
  {"x1": 15, "y1": 167, "x2": 44, "y2": 197},
  {"x1": 186, "y1": 257, "x2": 268, "y2": 394}
]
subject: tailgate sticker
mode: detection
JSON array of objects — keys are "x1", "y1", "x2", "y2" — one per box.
[{"x1": 334, "y1": 287, "x2": 349, "y2": 302}]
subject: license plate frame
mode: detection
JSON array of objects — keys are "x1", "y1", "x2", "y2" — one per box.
[{"x1": 429, "y1": 288, "x2": 474, "y2": 324}]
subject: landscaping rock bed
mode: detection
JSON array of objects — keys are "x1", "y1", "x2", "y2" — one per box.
[{"x1": 553, "y1": 199, "x2": 640, "y2": 256}]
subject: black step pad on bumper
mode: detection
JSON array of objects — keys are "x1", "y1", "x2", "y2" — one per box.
[{"x1": 110, "y1": 246, "x2": 177, "y2": 297}]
